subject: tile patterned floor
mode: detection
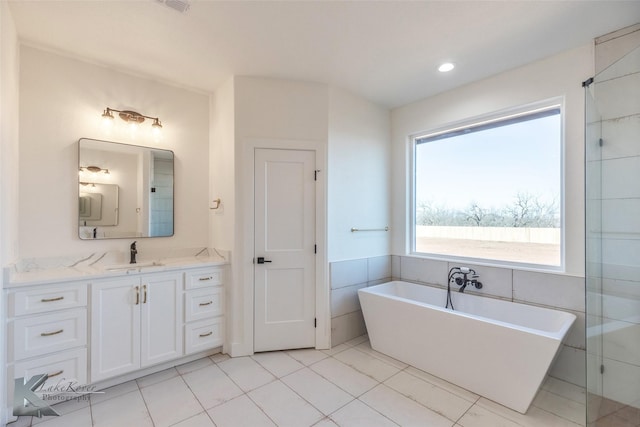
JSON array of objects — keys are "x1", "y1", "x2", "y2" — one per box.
[{"x1": 11, "y1": 336, "x2": 586, "y2": 427}]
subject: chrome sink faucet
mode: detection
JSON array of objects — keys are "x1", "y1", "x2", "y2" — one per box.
[{"x1": 130, "y1": 241, "x2": 137, "y2": 264}]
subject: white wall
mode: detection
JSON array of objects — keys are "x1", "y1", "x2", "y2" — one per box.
[
  {"x1": 391, "y1": 43, "x2": 593, "y2": 276},
  {"x1": 1, "y1": 2, "x2": 19, "y2": 265},
  {"x1": 209, "y1": 77, "x2": 235, "y2": 253},
  {"x1": 209, "y1": 77, "x2": 235, "y2": 356},
  {"x1": 390, "y1": 44, "x2": 594, "y2": 386},
  {"x1": 0, "y1": 3, "x2": 19, "y2": 423},
  {"x1": 328, "y1": 87, "x2": 391, "y2": 262},
  {"x1": 18, "y1": 46, "x2": 210, "y2": 259},
  {"x1": 212, "y1": 78, "x2": 393, "y2": 355},
  {"x1": 228, "y1": 76, "x2": 330, "y2": 355}
]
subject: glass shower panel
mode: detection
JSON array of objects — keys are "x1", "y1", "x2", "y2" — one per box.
[
  {"x1": 586, "y1": 44, "x2": 640, "y2": 426},
  {"x1": 585, "y1": 78, "x2": 604, "y2": 427}
]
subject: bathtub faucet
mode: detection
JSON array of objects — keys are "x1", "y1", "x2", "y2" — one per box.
[{"x1": 451, "y1": 267, "x2": 483, "y2": 293}]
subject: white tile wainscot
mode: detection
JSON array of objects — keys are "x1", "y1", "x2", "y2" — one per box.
[{"x1": 3, "y1": 256, "x2": 228, "y2": 424}]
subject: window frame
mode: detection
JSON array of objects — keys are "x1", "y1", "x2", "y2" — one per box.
[{"x1": 408, "y1": 98, "x2": 566, "y2": 271}]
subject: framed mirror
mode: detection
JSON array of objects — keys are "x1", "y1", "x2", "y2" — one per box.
[{"x1": 78, "y1": 138, "x2": 174, "y2": 239}]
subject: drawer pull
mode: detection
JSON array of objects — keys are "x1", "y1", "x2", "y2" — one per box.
[
  {"x1": 199, "y1": 331, "x2": 213, "y2": 338},
  {"x1": 143, "y1": 285, "x2": 148, "y2": 304},
  {"x1": 199, "y1": 301, "x2": 213, "y2": 306},
  {"x1": 135, "y1": 286, "x2": 140, "y2": 305},
  {"x1": 198, "y1": 277, "x2": 213, "y2": 281},
  {"x1": 48, "y1": 370, "x2": 64, "y2": 378},
  {"x1": 41, "y1": 329, "x2": 64, "y2": 337},
  {"x1": 41, "y1": 296, "x2": 64, "y2": 303}
]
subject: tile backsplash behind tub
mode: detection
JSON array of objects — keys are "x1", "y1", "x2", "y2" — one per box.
[{"x1": 330, "y1": 256, "x2": 391, "y2": 346}]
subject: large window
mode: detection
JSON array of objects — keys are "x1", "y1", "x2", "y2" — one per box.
[{"x1": 412, "y1": 103, "x2": 563, "y2": 268}]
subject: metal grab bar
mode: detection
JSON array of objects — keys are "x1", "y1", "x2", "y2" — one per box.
[{"x1": 350, "y1": 227, "x2": 389, "y2": 232}]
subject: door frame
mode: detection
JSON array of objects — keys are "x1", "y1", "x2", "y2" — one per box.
[{"x1": 236, "y1": 137, "x2": 329, "y2": 356}]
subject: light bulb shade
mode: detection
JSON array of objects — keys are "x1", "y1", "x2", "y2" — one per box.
[{"x1": 102, "y1": 109, "x2": 115, "y2": 120}]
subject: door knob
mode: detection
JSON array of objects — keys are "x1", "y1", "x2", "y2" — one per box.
[{"x1": 256, "y1": 257, "x2": 272, "y2": 264}]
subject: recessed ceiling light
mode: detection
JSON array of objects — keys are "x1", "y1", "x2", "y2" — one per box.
[{"x1": 438, "y1": 63, "x2": 455, "y2": 73}]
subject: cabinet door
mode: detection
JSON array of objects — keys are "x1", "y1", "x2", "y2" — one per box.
[
  {"x1": 140, "y1": 273, "x2": 183, "y2": 367},
  {"x1": 91, "y1": 278, "x2": 141, "y2": 382}
]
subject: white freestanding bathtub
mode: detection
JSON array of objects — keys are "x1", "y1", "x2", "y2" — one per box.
[{"x1": 358, "y1": 281, "x2": 576, "y2": 413}]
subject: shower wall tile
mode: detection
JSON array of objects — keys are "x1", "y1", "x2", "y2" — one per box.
[
  {"x1": 400, "y1": 257, "x2": 448, "y2": 286},
  {"x1": 602, "y1": 157, "x2": 640, "y2": 199},
  {"x1": 602, "y1": 358, "x2": 640, "y2": 408},
  {"x1": 586, "y1": 287, "x2": 603, "y2": 318},
  {"x1": 330, "y1": 259, "x2": 367, "y2": 289},
  {"x1": 602, "y1": 291, "x2": 640, "y2": 324},
  {"x1": 595, "y1": 72, "x2": 640, "y2": 121},
  {"x1": 601, "y1": 114, "x2": 640, "y2": 160},
  {"x1": 602, "y1": 278, "x2": 640, "y2": 299},
  {"x1": 367, "y1": 256, "x2": 391, "y2": 282},
  {"x1": 603, "y1": 322, "x2": 640, "y2": 367},
  {"x1": 585, "y1": 160, "x2": 602, "y2": 202},
  {"x1": 331, "y1": 283, "x2": 366, "y2": 318},
  {"x1": 602, "y1": 260, "x2": 640, "y2": 283},
  {"x1": 601, "y1": 199, "x2": 640, "y2": 235},
  {"x1": 513, "y1": 270, "x2": 585, "y2": 312},
  {"x1": 602, "y1": 239, "x2": 640, "y2": 279}
]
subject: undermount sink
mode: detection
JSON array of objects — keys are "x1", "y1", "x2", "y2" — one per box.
[{"x1": 104, "y1": 261, "x2": 164, "y2": 271}]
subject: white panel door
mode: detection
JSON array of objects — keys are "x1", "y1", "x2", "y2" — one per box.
[{"x1": 254, "y1": 148, "x2": 316, "y2": 352}]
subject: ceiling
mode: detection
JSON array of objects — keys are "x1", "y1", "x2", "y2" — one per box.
[{"x1": 8, "y1": 0, "x2": 640, "y2": 108}]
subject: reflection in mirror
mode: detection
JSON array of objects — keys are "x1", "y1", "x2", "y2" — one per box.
[
  {"x1": 78, "y1": 138, "x2": 174, "y2": 240},
  {"x1": 79, "y1": 183, "x2": 118, "y2": 225}
]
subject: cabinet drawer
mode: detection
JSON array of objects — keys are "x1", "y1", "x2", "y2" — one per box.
[
  {"x1": 185, "y1": 287, "x2": 223, "y2": 322},
  {"x1": 185, "y1": 268, "x2": 223, "y2": 290},
  {"x1": 9, "y1": 283, "x2": 87, "y2": 317},
  {"x1": 11, "y1": 308, "x2": 87, "y2": 361},
  {"x1": 184, "y1": 317, "x2": 223, "y2": 355},
  {"x1": 13, "y1": 348, "x2": 88, "y2": 391}
]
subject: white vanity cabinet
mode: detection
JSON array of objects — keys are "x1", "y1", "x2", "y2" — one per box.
[
  {"x1": 90, "y1": 271, "x2": 183, "y2": 382},
  {"x1": 183, "y1": 268, "x2": 224, "y2": 354},
  {"x1": 6, "y1": 281, "x2": 88, "y2": 396}
]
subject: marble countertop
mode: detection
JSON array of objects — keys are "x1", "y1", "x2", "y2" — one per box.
[{"x1": 3, "y1": 248, "x2": 229, "y2": 288}]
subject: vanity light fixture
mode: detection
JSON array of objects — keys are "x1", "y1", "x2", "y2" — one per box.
[
  {"x1": 438, "y1": 62, "x2": 455, "y2": 73},
  {"x1": 101, "y1": 107, "x2": 163, "y2": 133},
  {"x1": 79, "y1": 166, "x2": 110, "y2": 175}
]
